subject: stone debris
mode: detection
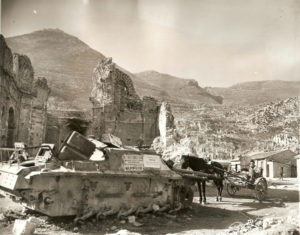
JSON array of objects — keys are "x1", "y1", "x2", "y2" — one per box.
[
  {"x1": 0, "y1": 213, "x2": 6, "y2": 222},
  {"x1": 262, "y1": 219, "x2": 270, "y2": 230},
  {"x1": 128, "y1": 216, "x2": 143, "y2": 227},
  {"x1": 12, "y1": 217, "x2": 39, "y2": 235},
  {"x1": 111, "y1": 225, "x2": 118, "y2": 231},
  {"x1": 227, "y1": 216, "x2": 300, "y2": 234},
  {"x1": 101, "y1": 133, "x2": 123, "y2": 148},
  {"x1": 152, "y1": 204, "x2": 160, "y2": 212},
  {"x1": 0, "y1": 209, "x2": 28, "y2": 228},
  {"x1": 128, "y1": 216, "x2": 135, "y2": 224}
]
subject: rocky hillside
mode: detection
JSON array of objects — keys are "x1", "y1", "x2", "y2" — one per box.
[
  {"x1": 133, "y1": 71, "x2": 223, "y2": 106},
  {"x1": 6, "y1": 29, "x2": 220, "y2": 110},
  {"x1": 156, "y1": 96, "x2": 299, "y2": 161},
  {"x1": 206, "y1": 80, "x2": 300, "y2": 105}
]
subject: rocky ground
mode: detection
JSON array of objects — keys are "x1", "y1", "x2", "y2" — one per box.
[
  {"x1": 0, "y1": 181, "x2": 299, "y2": 235},
  {"x1": 157, "y1": 96, "x2": 299, "y2": 162}
]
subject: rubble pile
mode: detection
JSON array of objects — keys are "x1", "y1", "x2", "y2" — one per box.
[
  {"x1": 12, "y1": 217, "x2": 39, "y2": 235},
  {"x1": 226, "y1": 215, "x2": 300, "y2": 234}
]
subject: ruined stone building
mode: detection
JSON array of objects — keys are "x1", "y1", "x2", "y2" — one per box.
[
  {"x1": 45, "y1": 110, "x2": 90, "y2": 148},
  {"x1": 90, "y1": 58, "x2": 160, "y2": 146},
  {"x1": 0, "y1": 35, "x2": 50, "y2": 148}
]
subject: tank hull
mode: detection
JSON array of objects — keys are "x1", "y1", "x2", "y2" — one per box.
[{"x1": 0, "y1": 149, "x2": 185, "y2": 217}]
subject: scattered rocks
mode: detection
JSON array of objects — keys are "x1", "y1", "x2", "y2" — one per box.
[
  {"x1": 4, "y1": 210, "x2": 25, "y2": 221},
  {"x1": 128, "y1": 216, "x2": 143, "y2": 227},
  {"x1": 0, "y1": 213, "x2": 6, "y2": 222},
  {"x1": 12, "y1": 217, "x2": 39, "y2": 235},
  {"x1": 152, "y1": 204, "x2": 160, "y2": 212},
  {"x1": 73, "y1": 227, "x2": 79, "y2": 233},
  {"x1": 111, "y1": 225, "x2": 117, "y2": 231},
  {"x1": 226, "y1": 215, "x2": 300, "y2": 235},
  {"x1": 262, "y1": 220, "x2": 270, "y2": 230},
  {"x1": 128, "y1": 216, "x2": 135, "y2": 224},
  {"x1": 255, "y1": 220, "x2": 263, "y2": 227}
]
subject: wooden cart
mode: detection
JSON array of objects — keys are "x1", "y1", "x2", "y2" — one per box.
[{"x1": 225, "y1": 174, "x2": 268, "y2": 201}]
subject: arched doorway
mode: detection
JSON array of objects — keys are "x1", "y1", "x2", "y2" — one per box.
[{"x1": 7, "y1": 107, "x2": 15, "y2": 147}]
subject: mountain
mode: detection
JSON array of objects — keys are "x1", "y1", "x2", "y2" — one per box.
[
  {"x1": 206, "y1": 80, "x2": 300, "y2": 105},
  {"x1": 6, "y1": 29, "x2": 221, "y2": 110},
  {"x1": 133, "y1": 71, "x2": 223, "y2": 106},
  {"x1": 6, "y1": 29, "x2": 106, "y2": 110}
]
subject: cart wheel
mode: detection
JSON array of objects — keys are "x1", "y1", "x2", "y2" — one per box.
[
  {"x1": 254, "y1": 177, "x2": 268, "y2": 201},
  {"x1": 227, "y1": 184, "x2": 238, "y2": 196}
]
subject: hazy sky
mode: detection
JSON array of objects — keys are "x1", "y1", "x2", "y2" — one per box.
[{"x1": 1, "y1": 0, "x2": 299, "y2": 87}]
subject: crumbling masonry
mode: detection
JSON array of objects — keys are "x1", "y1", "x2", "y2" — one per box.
[
  {"x1": 0, "y1": 35, "x2": 50, "y2": 148},
  {"x1": 90, "y1": 58, "x2": 160, "y2": 145}
]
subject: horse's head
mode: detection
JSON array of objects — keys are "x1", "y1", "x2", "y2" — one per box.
[{"x1": 181, "y1": 155, "x2": 190, "y2": 169}]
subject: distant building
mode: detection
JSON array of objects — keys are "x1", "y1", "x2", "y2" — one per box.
[
  {"x1": 230, "y1": 158, "x2": 241, "y2": 172},
  {"x1": 244, "y1": 150, "x2": 297, "y2": 178}
]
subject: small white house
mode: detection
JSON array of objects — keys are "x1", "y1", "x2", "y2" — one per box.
[
  {"x1": 248, "y1": 150, "x2": 297, "y2": 178},
  {"x1": 230, "y1": 158, "x2": 241, "y2": 172}
]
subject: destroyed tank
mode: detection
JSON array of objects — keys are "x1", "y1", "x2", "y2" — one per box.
[{"x1": 0, "y1": 132, "x2": 193, "y2": 220}]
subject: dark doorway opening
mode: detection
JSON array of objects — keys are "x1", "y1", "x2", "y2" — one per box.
[{"x1": 7, "y1": 107, "x2": 15, "y2": 147}]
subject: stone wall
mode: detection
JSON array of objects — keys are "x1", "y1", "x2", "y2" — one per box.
[
  {"x1": 45, "y1": 110, "x2": 90, "y2": 149},
  {"x1": 13, "y1": 54, "x2": 34, "y2": 93},
  {"x1": 158, "y1": 102, "x2": 175, "y2": 148},
  {"x1": 90, "y1": 58, "x2": 160, "y2": 146},
  {"x1": 0, "y1": 35, "x2": 50, "y2": 150}
]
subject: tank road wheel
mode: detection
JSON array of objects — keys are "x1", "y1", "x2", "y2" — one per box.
[
  {"x1": 227, "y1": 184, "x2": 238, "y2": 197},
  {"x1": 254, "y1": 177, "x2": 268, "y2": 201}
]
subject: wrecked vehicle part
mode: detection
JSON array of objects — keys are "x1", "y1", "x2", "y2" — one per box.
[
  {"x1": 0, "y1": 131, "x2": 190, "y2": 218},
  {"x1": 74, "y1": 209, "x2": 97, "y2": 224},
  {"x1": 136, "y1": 204, "x2": 153, "y2": 216},
  {"x1": 117, "y1": 205, "x2": 138, "y2": 219}
]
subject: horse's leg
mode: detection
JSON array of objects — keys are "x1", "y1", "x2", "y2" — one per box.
[
  {"x1": 197, "y1": 180, "x2": 202, "y2": 204},
  {"x1": 219, "y1": 180, "x2": 223, "y2": 202},
  {"x1": 202, "y1": 180, "x2": 206, "y2": 204},
  {"x1": 214, "y1": 180, "x2": 219, "y2": 201},
  {"x1": 217, "y1": 183, "x2": 221, "y2": 202}
]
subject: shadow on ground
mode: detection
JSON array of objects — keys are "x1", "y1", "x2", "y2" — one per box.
[{"x1": 0, "y1": 185, "x2": 299, "y2": 235}]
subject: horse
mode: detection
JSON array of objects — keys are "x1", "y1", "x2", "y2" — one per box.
[{"x1": 181, "y1": 155, "x2": 225, "y2": 204}]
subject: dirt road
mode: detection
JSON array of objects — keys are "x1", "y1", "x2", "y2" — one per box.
[{"x1": 0, "y1": 184, "x2": 299, "y2": 235}]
